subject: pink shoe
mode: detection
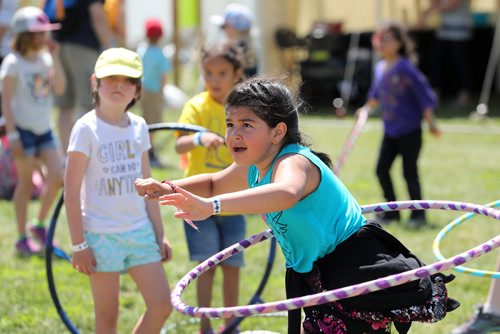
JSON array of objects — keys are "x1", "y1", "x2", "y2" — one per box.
[{"x1": 15, "y1": 238, "x2": 42, "y2": 256}]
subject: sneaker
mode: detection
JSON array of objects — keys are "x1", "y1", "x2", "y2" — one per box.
[
  {"x1": 15, "y1": 238, "x2": 42, "y2": 256},
  {"x1": 29, "y1": 225, "x2": 47, "y2": 247},
  {"x1": 197, "y1": 329, "x2": 214, "y2": 334},
  {"x1": 374, "y1": 211, "x2": 400, "y2": 225},
  {"x1": 451, "y1": 305, "x2": 500, "y2": 334},
  {"x1": 405, "y1": 217, "x2": 427, "y2": 229}
]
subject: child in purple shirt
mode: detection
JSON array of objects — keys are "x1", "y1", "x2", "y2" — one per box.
[{"x1": 357, "y1": 20, "x2": 441, "y2": 228}]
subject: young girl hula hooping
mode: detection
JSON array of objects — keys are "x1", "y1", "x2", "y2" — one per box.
[{"x1": 135, "y1": 77, "x2": 459, "y2": 334}]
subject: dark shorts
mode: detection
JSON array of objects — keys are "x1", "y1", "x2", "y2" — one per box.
[{"x1": 17, "y1": 127, "x2": 58, "y2": 156}]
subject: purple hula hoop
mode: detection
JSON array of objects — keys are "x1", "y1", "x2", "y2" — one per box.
[{"x1": 171, "y1": 200, "x2": 500, "y2": 318}]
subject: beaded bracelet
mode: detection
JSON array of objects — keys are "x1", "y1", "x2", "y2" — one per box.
[
  {"x1": 6, "y1": 131, "x2": 20, "y2": 142},
  {"x1": 162, "y1": 180, "x2": 177, "y2": 193}
]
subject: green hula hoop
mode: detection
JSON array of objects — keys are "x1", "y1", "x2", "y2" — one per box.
[{"x1": 433, "y1": 199, "x2": 500, "y2": 279}]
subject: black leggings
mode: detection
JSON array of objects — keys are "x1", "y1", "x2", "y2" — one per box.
[{"x1": 376, "y1": 129, "x2": 424, "y2": 218}]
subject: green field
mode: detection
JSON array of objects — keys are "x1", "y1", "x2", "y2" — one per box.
[{"x1": 0, "y1": 99, "x2": 499, "y2": 333}]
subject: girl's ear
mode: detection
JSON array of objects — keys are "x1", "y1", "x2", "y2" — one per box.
[
  {"x1": 134, "y1": 86, "x2": 142, "y2": 101},
  {"x1": 134, "y1": 80, "x2": 142, "y2": 100},
  {"x1": 272, "y1": 122, "x2": 287, "y2": 145}
]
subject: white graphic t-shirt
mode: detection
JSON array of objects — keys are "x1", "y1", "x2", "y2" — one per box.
[
  {"x1": 68, "y1": 111, "x2": 152, "y2": 233},
  {"x1": 0, "y1": 51, "x2": 54, "y2": 134}
]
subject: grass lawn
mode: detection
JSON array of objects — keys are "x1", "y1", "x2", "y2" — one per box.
[{"x1": 0, "y1": 96, "x2": 498, "y2": 333}]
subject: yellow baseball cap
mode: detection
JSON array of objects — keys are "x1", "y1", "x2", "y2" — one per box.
[{"x1": 94, "y1": 48, "x2": 143, "y2": 79}]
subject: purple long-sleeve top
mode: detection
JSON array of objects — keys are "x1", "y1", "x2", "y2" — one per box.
[{"x1": 368, "y1": 58, "x2": 438, "y2": 138}]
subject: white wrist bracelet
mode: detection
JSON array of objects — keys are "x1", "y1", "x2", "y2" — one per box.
[
  {"x1": 192, "y1": 131, "x2": 204, "y2": 146},
  {"x1": 6, "y1": 131, "x2": 20, "y2": 141},
  {"x1": 211, "y1": 196, "x2": 221, "y2": 215},
  {"x1": 71, "y1": 240, "x2": 88, "y2": 252}
]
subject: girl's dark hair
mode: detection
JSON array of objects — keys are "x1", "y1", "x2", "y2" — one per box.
[
  {"x1": 225, "y1": 77, "x2": 333, "y2": 168},
  {"x1": 12, "y1": 32, "x2": 37, "y2": 55},
  {"x1": 201, "y1": 41, "x2": 245, "y2": 74},
  {"x1": 92, "y1": 77, "x2": 142, "y2": 111},
  {"x1": 381, "y1": 20, "x2": 418, "y2": 64}
]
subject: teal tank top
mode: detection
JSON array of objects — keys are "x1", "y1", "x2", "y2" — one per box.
[{"x1": 248, "y1": 144, "x2": 366, "y2": 273}]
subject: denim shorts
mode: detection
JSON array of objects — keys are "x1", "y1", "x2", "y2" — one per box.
[
  {"x1": 17, "y1": 127, "x2": 58, "y2": 156},
  {"x1": 85, "y1": 223, "x2": 162, "y2": 273},
  {"x1": 184, "y1": 215, "x2": 246, "y2": 267}
]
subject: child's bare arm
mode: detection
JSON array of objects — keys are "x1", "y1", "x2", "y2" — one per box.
[
  {"x1": 141, "y1": 151, "x2": 171, "y2": 260},
  {"x1": 65, "y1": 151, "x2": 96, "y2": 275},
  {"x1": 423, "y1": 107, "x2": 441, "y2": 137}
]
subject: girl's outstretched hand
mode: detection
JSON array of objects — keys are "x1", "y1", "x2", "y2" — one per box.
[
  {"x1": 159, "y1": 186, "x2": 213, "y2": 222},
  {"x1": 135, "y1": 178, "x2": 169, "y2": 199}
]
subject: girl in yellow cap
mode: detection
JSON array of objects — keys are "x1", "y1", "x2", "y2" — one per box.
[{"x1": 64, "y1": 48, "x2": 172, "y2": 333}]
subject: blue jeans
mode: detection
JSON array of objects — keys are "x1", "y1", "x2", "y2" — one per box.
[{"x1": 184, "y1": 214, "x2": 246, "y2": 267}]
